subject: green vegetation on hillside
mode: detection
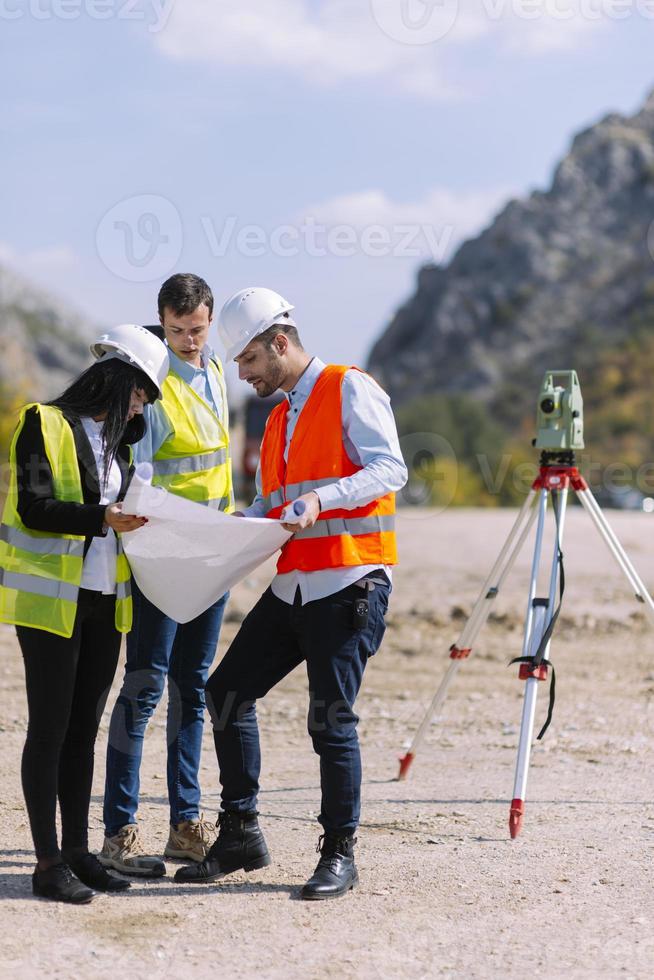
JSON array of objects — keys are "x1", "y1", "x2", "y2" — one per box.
[{"x1": 396, "y1": 328, "x2": 654, "y2": 507}]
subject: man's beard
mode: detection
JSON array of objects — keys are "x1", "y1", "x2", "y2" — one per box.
[{"x1": 256, "y1": 354, "x2": 285, "y2": 398}]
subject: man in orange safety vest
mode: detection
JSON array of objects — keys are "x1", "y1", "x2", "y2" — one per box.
[{"x1": 175, "y1": 287, "x2": 407, "y2": 900}]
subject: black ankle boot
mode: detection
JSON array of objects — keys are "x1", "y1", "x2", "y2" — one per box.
[
  {"x1": 301, "y1": 833, "x2": 358, "y2": 901},
  {"x1": 174, "y1": 810, "x2": 271, "y2": 884},
  {"x1": 32, "y1": 863, "x2": 95, "y2": 904}
]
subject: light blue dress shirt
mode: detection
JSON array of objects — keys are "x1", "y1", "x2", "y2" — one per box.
[
  {"x1": 242, "y1": 357, "x2": 408, "y2": 605},
  {"x1": 134, "y1": 344, "x2": 225, "y2": 464}
]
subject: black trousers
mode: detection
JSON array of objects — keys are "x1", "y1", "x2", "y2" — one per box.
[
  {"x1": 206, "y1": 579, "x2": 389, "y2": 834},
  {"x1": 18, "y1": 590, "x2": 122, "y2": 860}
]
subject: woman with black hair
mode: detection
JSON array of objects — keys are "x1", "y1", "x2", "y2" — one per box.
[{"x1": 0, "y1": 324, "x2": 168, "y2": 904}]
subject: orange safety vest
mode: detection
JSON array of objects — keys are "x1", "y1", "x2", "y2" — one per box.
[{"x1": 260, "y1": 364, "x2": 397, "y2": 573}]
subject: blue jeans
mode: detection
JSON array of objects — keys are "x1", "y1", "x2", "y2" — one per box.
[
  {"x1": 205, "y1": 578, "x2": 389, "y2": 835},
  {"x1": 103, "y1": 581, "x2": 227, "y2": 836}
]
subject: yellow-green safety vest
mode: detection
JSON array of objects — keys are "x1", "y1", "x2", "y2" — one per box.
[
  {"x1": 0, "y1": 404, "x2": 132, "y2": 638},
  {"x1": 152, "y1": 358, "x2": 234, "y2": 511}
]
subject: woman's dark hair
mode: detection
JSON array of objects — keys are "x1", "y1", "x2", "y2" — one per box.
[
  {"x1": 158, "y1": 273, "x2": 213, "y2": 319},
  {"x1": 48, "y1": 358, "x2": 159, "y2": 484}
]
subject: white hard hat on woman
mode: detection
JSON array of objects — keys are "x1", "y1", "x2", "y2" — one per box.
[{"x1": 90, "y1": 323, "x2": 169, "y2": 399}]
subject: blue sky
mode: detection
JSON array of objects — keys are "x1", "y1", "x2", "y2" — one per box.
[{"x1": 2, "y1": 1, "x2": 654, "y2": 396}]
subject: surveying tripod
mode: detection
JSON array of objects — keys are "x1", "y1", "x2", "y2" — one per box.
[{"x1": 397, "y1": 450, "x2": 654, "y2": 838}]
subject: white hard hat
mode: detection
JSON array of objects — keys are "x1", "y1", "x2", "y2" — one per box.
[
  {"x1": 218, "y1": 287, "x2": 296, "y2": 361},
  {"x1": 90, "y1": 324, "x2": 169, "y2": 399}
]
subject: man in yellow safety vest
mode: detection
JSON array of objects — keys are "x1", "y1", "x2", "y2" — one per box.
[{"x1": 101, "y1": 274, "x2": 233, "y2": 877}]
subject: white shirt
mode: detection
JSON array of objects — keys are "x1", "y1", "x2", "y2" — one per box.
[
  {"x1": 242, "y1": 357, "x2": 408, "y2": 605},
  {"x1": 79, "y1": 416, "x2": 122, "y2": 595}
]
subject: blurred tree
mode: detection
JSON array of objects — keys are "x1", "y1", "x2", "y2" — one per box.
[
  {"x1": 396, "y1": 393, "x2": 506, "y2": 461},
  {"x1": 0, "y1": 382, "x2": 30, "y2": 511},
  {"x1": 395, "y1": 393, "x2": 507, "y2": 506}
]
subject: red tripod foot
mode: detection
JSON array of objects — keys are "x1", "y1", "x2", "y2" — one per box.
[
  {"x1": 509, "y1": 798, "x2": 524, "y2": 838},
  {"x1": 397, "y1": 751, "x2": 415, "y2": 780}
]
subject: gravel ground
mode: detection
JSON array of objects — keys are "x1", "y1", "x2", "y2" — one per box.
[{"x1": 1, "y1": 507, "x2": 653, "y2": 979}]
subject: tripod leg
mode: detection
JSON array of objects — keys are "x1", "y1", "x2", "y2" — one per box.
[
  {"x1": 509, "y1": 607, "x2": 548, "y2": 838},
  {"x1": 397, "y1": 489, "x2": 539, "y2": 780},
  {"x1": 509, "y1": 487, "x2": 569, "y2": 838},
  {"x1": 576, "y1": 487, "x2": 654, "y2": 626}
]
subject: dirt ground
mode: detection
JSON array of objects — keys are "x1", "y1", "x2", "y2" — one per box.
[{"x1": 1, "y1": 506, "x2": 653, "y2": 979}]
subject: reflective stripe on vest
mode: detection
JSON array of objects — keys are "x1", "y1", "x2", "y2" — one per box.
[
  {"x1": 260, "y1": 477, "x2": 337, "y2": 513},
  {"x1": 259, "y1": 364, "x2": 397, "y2": 573},
  {"x1": 152, "y1": 448, "x2": 229, "y2": 477},
  {"x1": 0, "y1": 567, "x2": 78, "y2": 601},
  {"x1": 0, "y1": 404, "x2": 133, "y2": 638},
  {"x1": 152, "y1": 360, "x2": 234, "y2": 511},
  {"x1": 293, "y1": 514, "x2": 395, "y2": 540},
  {"x1": 0, "y1": 523, "x2": 85, "y2": 557},
  {"x1": 260, "y1": 488, "x2": 286, "y2": 512},
  {"x1": 114, "y1": 538, "x2": 132, "y2": 631}
]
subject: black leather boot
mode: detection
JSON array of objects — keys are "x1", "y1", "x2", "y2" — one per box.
[
  {"x1": 174, "y1": 810, "x2": 271, "y2": 884},
  {"x1": 300, "y1": 833, "x2": 358, "y2": 901}
]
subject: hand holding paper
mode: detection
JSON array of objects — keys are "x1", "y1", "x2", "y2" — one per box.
[{"x1": 120, "y1": 466, "x2": 291, "y2": 622}]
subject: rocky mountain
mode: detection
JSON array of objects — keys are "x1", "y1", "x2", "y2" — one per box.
[
  {"x1": 368, "y1": 88, "x2": 654, "y2": 427},
  {"x1": 0, "y1": 265, "x2": 94, "y2": 401}
]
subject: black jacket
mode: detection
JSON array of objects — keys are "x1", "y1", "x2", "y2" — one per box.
[{"x1": 14, "y1": 406, "x2": 136, "y2": 558}]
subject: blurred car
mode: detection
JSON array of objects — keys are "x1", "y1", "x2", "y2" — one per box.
[
  {"x1": 241, "y1": 393, "x2": 285, "y2": 501},
  {"x1": 591, "y1": 486, "x2": 646, "y2": 510}
]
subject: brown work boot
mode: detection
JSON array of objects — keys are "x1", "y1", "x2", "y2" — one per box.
[
  {"x1": 164, "y1": 815, "x2": 215, "y2": 862},
  {"x1": 99, "y1": 825, "x2": 166, "y2": 878}
]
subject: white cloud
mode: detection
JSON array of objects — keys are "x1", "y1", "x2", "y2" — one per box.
[
  {"x1": 154, "y1": 0, "x2": 459, "y2": 100},
  {"x1": 299, "y1": 184, "x2": 516, "y2": 262},
  {"x1": 151, "y1": 0, "x2": 624, "y2": 98}
]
